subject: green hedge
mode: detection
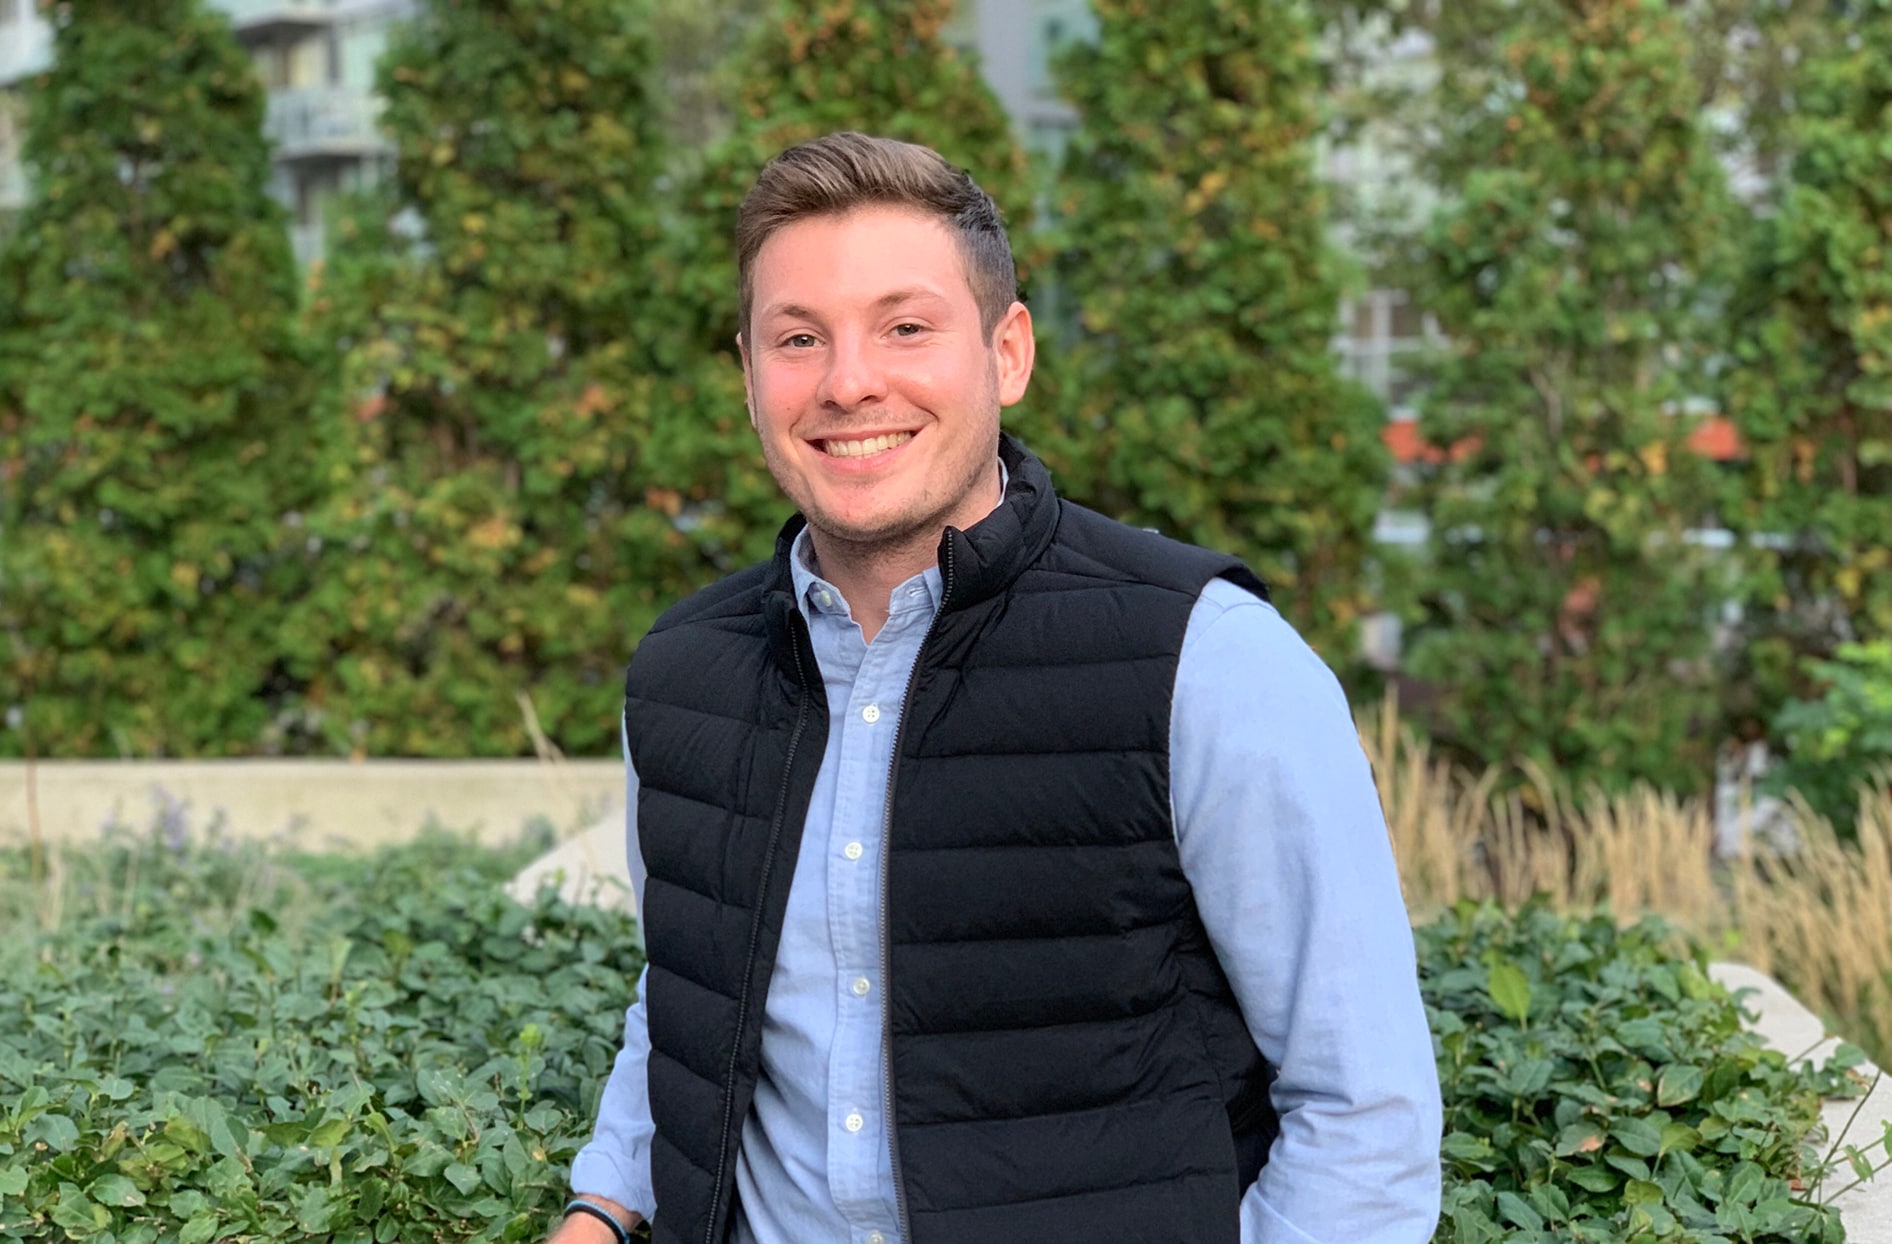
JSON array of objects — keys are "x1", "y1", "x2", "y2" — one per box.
[{"x1": 2, "y1": 824, "x2": 1877, "y2": 1242}]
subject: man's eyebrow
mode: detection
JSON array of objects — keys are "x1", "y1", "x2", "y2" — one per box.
[
  {"x1": 870, "y1": 286, "x2": 949, "y2": 311},
  {"x1": 755, "y1": 288, "x2": 949, "y2": 324},
  {"x1": 757, "y1": 302, "x2": 819, "y2": 325}
]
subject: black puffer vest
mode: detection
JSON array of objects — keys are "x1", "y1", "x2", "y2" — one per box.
[{"x1": 626, "y1": 437, "x2": 1279, "y2": 1244}]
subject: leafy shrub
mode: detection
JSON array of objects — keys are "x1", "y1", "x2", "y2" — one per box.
[
  {"x1": 1032, "y1": 0, "x2": 1388, "y2": 668},
  {"x1": 1401, "y1": 0, "x2": 1734, "y2": 794},
  {"x1": 1765, "y1": 641, "x2": 1892, "y2": 837},
  {"x1": 0, "y1": 0, "x2": 317, "y2": 759},
  {"x1": 1720, "y1": 0, "x2": 1892, "y2": 736},
  {"x1": 0, "y1": 827, "x2": 642, "y2": 1243},
  {"x1": 1425, "y1": 900, "x2": 1876, "y2": 1243}
]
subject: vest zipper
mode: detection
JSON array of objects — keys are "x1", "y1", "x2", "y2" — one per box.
[
  {"x1": 880, "y1": 533, "x2": 956, "y2": 1244},
  {"x1": 705, "y1": 616, "x2": 815, "y2": 1244}
]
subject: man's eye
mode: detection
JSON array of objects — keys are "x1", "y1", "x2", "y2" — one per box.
[
  {"x1": 782, "y1": 333, "x2": 818, "y2": 349},
  {"x1": 892, "y1": 323, "x2": 925, "y2": 337}
]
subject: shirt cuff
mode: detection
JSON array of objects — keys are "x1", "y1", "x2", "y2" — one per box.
[{"x1": 569, "y1": 1144, "x2": 656, "y2": 1221}]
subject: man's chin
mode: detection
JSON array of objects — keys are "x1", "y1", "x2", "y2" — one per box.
[{"x1": 803, "y1": 507, "x2": 941, "y2": 556}]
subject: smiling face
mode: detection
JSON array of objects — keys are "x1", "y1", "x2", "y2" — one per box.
[{"x1": 739, "y1": 205, "x2": 1034, "y2": 565}]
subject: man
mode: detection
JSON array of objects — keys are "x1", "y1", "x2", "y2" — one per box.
[{"x1": 552, "y1": 132, "x2": 1441, "y2": 1244}]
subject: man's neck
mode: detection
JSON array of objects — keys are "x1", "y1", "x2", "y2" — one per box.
[
  {"x1": 805, "y1": 531, "x2": 936, "y2": 644},
  {"x1": 806, "y1": 468, "x2": 1005, "y2": 643}
]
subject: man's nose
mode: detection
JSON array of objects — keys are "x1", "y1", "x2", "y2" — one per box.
[{"x1": 817, "y1": 334, "x2": 888, "y2": 411}]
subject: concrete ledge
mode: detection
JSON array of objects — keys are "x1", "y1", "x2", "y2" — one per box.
[
  {"x1": 507, "y1": 811, "x2": 637, "y2": 921},
  {"x1": 1710, "y1": 962, "x2": 1892, "y2": 1241},
  {"x1": 2, "y1": 759, "x2": 624, "y2": 850}
]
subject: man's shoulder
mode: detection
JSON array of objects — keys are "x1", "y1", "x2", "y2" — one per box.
[{"x1": 1048, "y1": 499, "x2": 1269, "y2": 604}]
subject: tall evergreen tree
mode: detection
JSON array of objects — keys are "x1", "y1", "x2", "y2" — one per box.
[
  {"x1": 1029, "y1": 0, "x2": 1387, "y2": 665},
  {"x1": 1718, "y1": 0, "x2": 1892, "y2": 738},
  {"x1": 0, "y1": 0, "x2": 312, "y2": 757},
  {"x1": 298, "y1": 0, "x2": 689, "y2": 756},
  {"x1": 1404, "y1": 0, "x2": 1736, "y2": 792}
]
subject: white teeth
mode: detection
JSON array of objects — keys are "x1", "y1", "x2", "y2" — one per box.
[{"x1": 823, "y1": 432, "x2": 913, "y2": 458}]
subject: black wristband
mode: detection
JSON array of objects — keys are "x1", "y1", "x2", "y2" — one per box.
[{"x1": 563, "y1": 1198, "x2": 631, "y2": 1244}]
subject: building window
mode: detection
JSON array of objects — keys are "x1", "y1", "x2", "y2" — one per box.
[
  {"x1": 1030, "y1": 17, "x2": 1068, "y2": 96},
  {"x1": 1338, "y1": 288, "x2": 1432, "y2": 414}
]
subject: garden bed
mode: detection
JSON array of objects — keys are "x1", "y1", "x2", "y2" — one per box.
[{"x1": 2, "y1": 826, "x2": 1882, "y2": 1242}]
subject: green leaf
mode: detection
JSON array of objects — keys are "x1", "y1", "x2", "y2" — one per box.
[
  {"x1": 295, "y1": 1184, "x2": 337, "y2": 1234},
  {"x1": 87, "y1": 1173, "x2": 144, "y2": 1207},
  {"x1": 443, "y1": 1162, "x2": 482, "y2": 1195},
  {"x1": 1658, "y1": 1063, "x2": 1704, "y2": 1106},
  {"x1": 50, "y1": 1186, "x2": 103, "y2": 1231},
  {"x1": 1568, "y1": 1166, "x2": 1619, "y2": 1193},
  {"x1": 1496, "y1": 1190, "x2": 1544, "y2": 1231},
  {"x1": 0, "y1": 1165, "x2": 27, "y2": 1196},
  {"x1": 1487, "y1": 959, "x2": 1533, "y2": 1023},
  {"x1": 1624, "y1": 1178, "x2": 1664, "y2": 1206},
  {"x1": 1555, "y1": 1122, "x2": 1607, "y2": 1157},
  {"x1": 1725, "y1": 1161, "x2": 1764, "y2": 1206},
  {"x1": 165, "y1": 1117, "x2": 211, "y2": 1156},
  {"x1": 178, "y1": 1218, "x2": 221, "y2": 1244},
  {"x1": 1616, "y1": 1017, "x2": 1666, "y2": 1053},
  {"x1": 27, "y1": 1113, "x2": 80, "y2": 1152},
  {"x1": 1658, "y1": 1122, "x2": 1700, "y2": 1155},
  {"x1": 308, "y1": 1118, "x2": 350, "y2": 1148},
  {"x1": 1613, "y1": 1117, "x2": 1664, "y2": 1158}
]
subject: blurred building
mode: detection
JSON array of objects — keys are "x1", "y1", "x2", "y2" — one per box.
[
  {"x1": 0, "y1": 0, "x2": 412, "y2": 262},
  {"x1": 947, "y1": 0, "x2": 1091, "y2": 158}
]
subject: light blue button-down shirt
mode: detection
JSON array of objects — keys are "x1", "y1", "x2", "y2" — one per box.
[{"x1": 574, "y1": 520, "x2": 1443, "y2": 1244}]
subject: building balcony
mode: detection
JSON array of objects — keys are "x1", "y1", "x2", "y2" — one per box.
[
  {"x1": 0, "y1": 157, "x2": 26, "y2": 213},
  {"x1": 289, "y1": 221, "x2": 326, "y2": 267},
  {"x1": 0, "y1": 17, "x2": 53, "y2": 89},
  {"x1": 216, "y1": 0, "x2": 335, "y2": 44},
  {"x1": 264, "y1": 85, "x2": 386, "y2": 165}
]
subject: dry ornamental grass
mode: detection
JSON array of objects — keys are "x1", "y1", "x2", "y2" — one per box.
[{"x1": 1362, "y1": 698, "x2": 1892, "y2": 1066}]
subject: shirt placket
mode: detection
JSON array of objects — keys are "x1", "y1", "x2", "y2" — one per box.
[{"x1": 820, "y1": 587, "x2": 928, "y2": 1243}]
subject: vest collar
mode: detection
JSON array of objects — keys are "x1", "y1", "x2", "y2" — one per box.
[
  {"x1": 940, "y1": 433, "x2": 1059, "y2": 609},
  {"x1": 760, "y1": 433, "x2": 1059, "y2": 683}
]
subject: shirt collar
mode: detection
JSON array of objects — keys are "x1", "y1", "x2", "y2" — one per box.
[{"x1": 789, "y1": 458, "x2": 1010, "y2": 621}]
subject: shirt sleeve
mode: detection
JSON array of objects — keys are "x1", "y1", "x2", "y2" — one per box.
[
  {"x1": 568, "y1": 720, "x2": 657, "y2": 1218},
  {"x1": 1170, "y1": 579, "x2": 1442, "y2": 1244}
]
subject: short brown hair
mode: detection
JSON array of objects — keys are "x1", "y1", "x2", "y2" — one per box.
[{"x1": 735, "y1": 131, "x2": 1018, "y2": 339}]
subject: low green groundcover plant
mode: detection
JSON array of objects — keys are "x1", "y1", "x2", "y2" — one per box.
[
  {"x1": 1425, "y1": 900, "x2": 1881, "y2": 1243},
  {"x1": 1, "y1": 822, "x2": 642, "y2": 1243},
  {"x1": 0, "y1": 824, "x2": 1880, "y2": 1242}
]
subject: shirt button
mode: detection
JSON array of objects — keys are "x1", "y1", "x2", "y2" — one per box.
[
  {"x1": 843, "y1": 841, "x2": 863, "y2": 861},
  {"x1": 816, "y1": 590, "x2": 834, "y2": 608},
  {"x1": 845, "y1": 1112, "x2": 865, "y2": 1133},
  {"x1": 868, "y1": 1234, "x2": 886, "y2": 1244},
  {"x1": 852, "y1": 976, "x2": 872, "y2": 997},
  {"x1": 861, "y1": 704, "x2": 881, "y2": 724}
]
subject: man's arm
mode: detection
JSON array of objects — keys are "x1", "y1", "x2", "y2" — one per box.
[
  {"x1": 1171, "y1": 580, "x2": 1443, "y2": 1244},
  {"x1": 552, "y1": 723, "x2": 657, "y2": 1239}
]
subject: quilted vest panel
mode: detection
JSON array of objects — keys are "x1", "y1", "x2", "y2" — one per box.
[{"x1": 626, "y1": 438, "x2": 1277, "y2": 1244}]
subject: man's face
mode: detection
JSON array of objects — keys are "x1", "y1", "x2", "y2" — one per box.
[{"x1": 740, "y1": 206, "x2": 1033, "y2": 555}]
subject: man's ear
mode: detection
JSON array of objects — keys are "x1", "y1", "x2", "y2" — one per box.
[
  {"x1": 736, "y1": 332, "x2": 759, "y2": 431},
  {"x1": 992, "y1": 301, "x2": 1036, "y2": 408}
]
